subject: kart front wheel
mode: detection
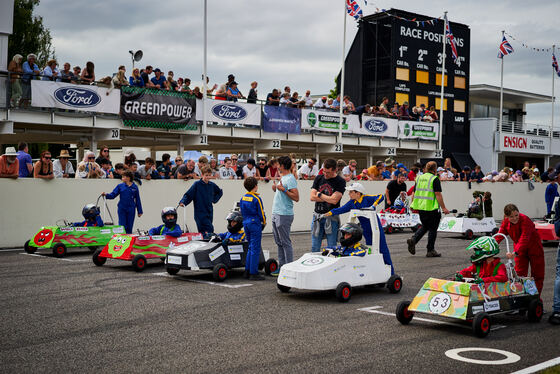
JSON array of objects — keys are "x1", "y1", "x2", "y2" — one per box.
[
  {"x1": 166, "y1": 267, "x2": 180, "y2": 276},
  {"x1": 265, "y1": 258, "x2": 278, "y2": 275},
  {"x1": 92, "y1": 249, "x2": 106, "y2": 266},
  {"x1": 464, "y1": 229, "x2": 474, "y2": 240},
  {"x1": 277, "y1": 284, "x2": 291, "y2": 293},
  {"x1": 385, "y1": 226, "x2": 393, "y2": 234},
  {"x1": 527, "y1": 299, "x2": 544, "y2": 322},
  {"x1": 89, "y1": 246, "x2": 98, "y2": 252},
  {"x1": 336, "y1": 282, "x2": 352, "y2": 303},
  {"x1": 387, "y1": 274, "x2": 403, "y2": 293},
  {"x1": 24, "y1": 240, "x2": 36, "y2": 254},
  {"x1": 472, "y1": 312, "x2": 491, "y2": 338},
  {"x1": 132, "y1": 255, "x2": 147, "y2": 272},
  {"x1": 213, "y1": 264, "x2": 228, "y2": 282},
  {"x1": 52, "y1": 243, "x2": 67, "y2": 258},
  {"x1": 396, "y1": 301, "x2": 414, "y2": 325}
]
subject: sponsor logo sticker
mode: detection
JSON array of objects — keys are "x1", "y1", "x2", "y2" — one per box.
[
  {"x1": 211, "y1": 103, "x2": 248, "y2": 121},
  {"x1": 54, "y1": 87, "x2": 101, "y2": 108}
]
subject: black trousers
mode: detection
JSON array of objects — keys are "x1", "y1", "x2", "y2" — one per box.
[{"x1": 412, "y1": 210, "x2": 441, "y2": 252}]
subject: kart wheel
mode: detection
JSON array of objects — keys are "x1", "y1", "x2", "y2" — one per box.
[
  {"x1": 411, "y1": 225, "x2": 421, "y2": 233},
  {"x1": 89, "y1": 246, "x2": 98, "y2": 252},
  {"x1": 387, "y1": 275, "x2": 403, "y2": 293},
  {"x1": 491, "y1": 227, "x2": 499, "y2": 236},
  {"x1": 166, "y1": 267, "x2": 180, "y2": 276},
  {"x1": 213, "y1": 264, "x2": 227, "y2": 282},
  {"x1": 277, "y1": 284, "x2": 291, "y2": 293},
  {"x1": 52, "y1": 243, "x2": 67, "y2": 258},
  {"x1": 527, "y1": 299, "x2": 544, "y2": 322},
  {"x1": 385, "y1": 226, "x2": 393, "y2": 234},
  {"x1": 24, "y1": 240, "x2": 36, "y2": 254},
  {"x1": 132, "y1": 255, "x2": 147, "y2": 272},
  {"x1": 396, "y1": 301, "x2": 414, "y2": 325},
  {"x1": 92, "y1": 249, "x2": 106, "y2": 266},
  {"x1": 336, "y1": 282, "x2": 352, "y2": 303},
  {"x1": 465, "y1": 229, "x2": 474, "y2": 240},
  {"x1": 265, "y1": 259, "x2": 278, "y2": 275},
  {"x1": 472, "y1": 312, "x2": 491, "y2": 338}
]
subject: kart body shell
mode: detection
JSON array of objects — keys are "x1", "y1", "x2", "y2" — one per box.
[
  {"x1": 438, "y1": 216, "x2": 497, "y2": 238},
  {"x1": 534, "y1": 197, "x2": 559, "y2": 242},
  {"x1": 378, "y1": 195, "x2": 421, "y2": 233}
]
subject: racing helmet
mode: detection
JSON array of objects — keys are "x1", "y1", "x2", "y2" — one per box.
[
  {"x1": 161, "y1": 207, "x2": 177, "y2": 228},
  {"x1": 82, "y1": 203, "x2": 100, "y2": 220},
  {"x1": 226, "y1": 211, "x2": 243, "y2": 233},
  {"x1": 393, "y1": 195, "x2": 405, "y2": 210},
  {"x1": 339, "y1": 223, "x2": 363, "y2": 247},
  {"x1": 466, "y1": 236, "x2": 500, "y2": 263}
]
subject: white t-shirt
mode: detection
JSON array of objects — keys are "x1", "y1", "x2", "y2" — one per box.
[
  {"x1": 53, "y1": 159, "x2": 75, "y2": 178},
  {"x1": 298, "y1": 164, "x2": 318, "y2": 178},
  {"x1": 342, "y1": 165, "x2": 357, "y2": 177},
  {"x1": 219, "y1": 166, "x2": 237, "y2": 179},
  {"x1": 314, "y1": 99, "x2": 327, "y2": 108},
  {"x1": 243, "y1": 165, "x2": 257, "y2": 178},
  {"x1": 302, "y1": 95, "x2": 313, "y2": 106},
  {"x1": 279, "y1": 97, "x2": 291, "y2": 105}
]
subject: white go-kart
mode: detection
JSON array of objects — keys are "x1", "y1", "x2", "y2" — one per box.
[
  {"x1": 438, "y1": 203, "x2": 497, "y2": 240},
  {"x1": 276, "y1": 208, "x2": 402, "y2": 302}
]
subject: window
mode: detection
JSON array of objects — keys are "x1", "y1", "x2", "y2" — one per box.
[
  {"x1": 454, "y1": 76, "x2": 466, "y2": 89},
  {"x1": 454, "y1": 100, "x2": 466, "y2": 113},
  {"x1": 416, "y1": 95, "x2": 428, "y2": 107},
  {"x1": 435, "y1": 97, "x2": 448, "y2": 111},
  {"x1": 396, "y1": 67, "x2": 409, "y2": 81},
  {"x1": 416, "y1": 70, "x2": 429, "y2": 84},
  {"x1": 435, "y1": 73, "x2": 448, "y2": 87},
  {"x1": 395, "y1": 93, "x2": 409, "y2": 106}
]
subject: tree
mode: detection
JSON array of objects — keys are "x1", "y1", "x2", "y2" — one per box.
[
  {"x1": 8, "y1": 0, "x2": 55, "y2": 67},
  {"x1": 329, "y1": 75, "x2": 339, "y2": 99}
]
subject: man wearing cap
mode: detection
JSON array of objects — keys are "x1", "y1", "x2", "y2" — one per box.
[
  {"x1": 398, "y1": 101, "x2": 411, "y2": 119},
  {"x1": 53, "y1": 150, "x2": 75, "y2": 178},
  {"x1": 0, "y1": 147, "x2": 19, "y2": 179},
  {"x1": 408, "y1": 161, "x2": 450, "y2": 257},
  {"x1": 150, "y1": 68, "x2": 167, "y2": 89},
  {"x1": 314, "y1": 96, "x2": 328, "y2": 108}
]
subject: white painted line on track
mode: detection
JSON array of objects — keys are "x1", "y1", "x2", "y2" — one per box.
[
  {"x1": 510, "y1": 356, "x2": 560, "y2": 374},
  {"x1": 19, "y1": 253, "x2": 80, "y2": 262},
  {"x1": 152, "y1": 272, "x2": 253, "y2": 288},
  {"x1": 0, "y1": 248, "x2": 24, "y2": 252},
  {"x1": 445, "y1": 348, "x2": 520, "y2": 365},
  {"x1": 358, "y1": 305, "x2": 506, "y2": 331}
]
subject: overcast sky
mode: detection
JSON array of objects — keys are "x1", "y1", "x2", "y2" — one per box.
[{"x1": 35, "y1": 0, "x2": 560, "y2": 126}]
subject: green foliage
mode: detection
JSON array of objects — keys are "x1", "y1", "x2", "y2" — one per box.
[
  {"x1": 8, "y1": 0, "x2": 55, "y2": 67},
  {"x1": 329, "y1": 75, "x2": 339, "y2": 99}
]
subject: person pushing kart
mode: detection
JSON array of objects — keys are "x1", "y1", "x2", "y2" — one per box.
[
  {"x1": 454, "y1": 236, "x2": 507, "y2": 284},
  {"x1": 148, "y1": 207, "x2": 183, "y2": 237},
  {"x1": 72, "y1": 204, "x2": 104, "y2": 227},
  {"x1": 322, "y1": 223, "x2": 367, "y2": 257}
]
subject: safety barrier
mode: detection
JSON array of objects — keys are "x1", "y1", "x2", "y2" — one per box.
[{"x1": 0, "y1": 178, "x2": 547, "y2": 248}]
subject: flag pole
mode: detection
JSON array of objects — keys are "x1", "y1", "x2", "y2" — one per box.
[
  {"x1": 339, "y1": 0, "x2": 347, "y2": 142},
  {"x1": 552, "y1": 44, "x2": 555, "y2": 136},
  {"x1": 499, "y1": 30, "x2": 505, "y2": 133},
  {"x1": 202, "y1": 0, "x2": 208, "y2": 140},
  {"x1": 438, "y1": 11, "x2": 447, "y2": 152}
]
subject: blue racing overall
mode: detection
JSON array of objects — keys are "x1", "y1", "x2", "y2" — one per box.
[
  {"x1": 148, "y1": 224, "x2": 183, "y2": 237},
  {"x1": 218, "y1": 229, "x2": 246, "y2": 243},
  {"x1": 72, "y1": 215, "x2": 104, "y2": 227},
  {"x1": 240, "y1": 192, "x2": 266, "y2": 275},
  {"x1": 179, "y1": 179, "x2": 223, "y2": 234},
  {"x1": 105, "y1": 182, "x2": 143, "y2": 234}
]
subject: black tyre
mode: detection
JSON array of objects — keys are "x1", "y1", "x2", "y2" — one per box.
[
  {"x1": 212, "y1": 264, "x2": 228, "y2": 282},
  {"x1": 265, "y1": 258, "x2": 278, "y2": 275},
  {"x1": 411, "y1": 224, "x2": 421, "y2": 233},
  {"x1": 24, "y1": 240, "x2": 36, "y2": 254},
  {"x1": 92, "y1": 249, "x2": 106, "y2": 266},
  {"x1": 472, "y1": 312, "x2": 491, "y2": 338},
  {"x1": 89, "y1": 246, "x2": 98, "y2": 252},
  {"x1": 277, "y1": 283, "x2": 291, "y2": 293},
  {"x1": 387, "y1": 274, "x2": 403, "y2": 294},
  {"x1": 166, "y1": 267, "x2": 180, "y2": 275},
  {"x1": 335, "y1": 282, "x2": 352, "y2": 302},
  {"x1": 527, "y1": 299, "x2": 544, "y2": 322},
  {"x1": 52, "y1": 243, "x2": 67, "y2": 258},
  {"x1": 491, "y1": 227, "x2": 499, "y2": 236},
  {"x1": 396, "y1": 301, "x2": 414, "y2": 325},
  {"x1": 385, "y1": 225, "x2": 393, "y2": 234},
  {"x1": 132, "y1": 254, "x2": 147, "y2": 272},
  {"x1": 465, "y1": 229, "x2": 474, "y2": 240}
]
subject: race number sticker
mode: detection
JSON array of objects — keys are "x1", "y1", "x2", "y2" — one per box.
[
  {"x1": 429, "y1": 293, "x2": 452, "y2": 314},
  {"x1": 301, "y1": 257, "x2": 325, "y2": 266},
  {"x1": 209, "y1": 247, "x2": 225, "y2": 261}
]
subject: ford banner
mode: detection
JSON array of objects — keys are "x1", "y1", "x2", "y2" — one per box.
[
  {"x1": 195, "y1": 99, "x2": 261, "y2": 126},
  {"x1": 262, "y1": 106, "x2": 301, "y2": 134},
  {"x1": 353, "y1": 115, "x2": 398, "y2": 137},
  {"x1": 31, "y1": 81, "x2": 120, "y2": 114}
]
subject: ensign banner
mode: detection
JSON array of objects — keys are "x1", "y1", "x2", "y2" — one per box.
[
  {"x1": 353, "y1": 115, "x2": 399, "y2": 138},
  {"x1": 196, "y1": 99, "x2": 261, "y2": 126},
  {"x1": 498, "y1": 133, "x2": 550, "y2": 154}
]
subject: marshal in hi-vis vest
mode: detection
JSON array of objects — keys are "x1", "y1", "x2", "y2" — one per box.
[{"x1": 411, "y1": 173, "x2": 439, "y2": 211}]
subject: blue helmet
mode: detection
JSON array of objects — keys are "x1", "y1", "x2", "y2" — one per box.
[
  {"x1": 394, "y1": 197, "x2": 405, "y2": 210},
  {"x1": 82, "y1": 204, "x2": 100, "y2": 220}
]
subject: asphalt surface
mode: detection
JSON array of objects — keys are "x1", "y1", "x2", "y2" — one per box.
[{"x1": 1, "y1": 231, "x2": 559, "y2": 373}]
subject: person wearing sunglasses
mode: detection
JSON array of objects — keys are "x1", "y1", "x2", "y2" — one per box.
[
  {"x1": 96, "y1": 146, "x2": 110, "y2": 165},
  {"x1": 33, "y1": 150, "x2": 54, "y2": 179},
  {"x1": 76, "y1": 151, "x2": 103, "y2": 179}
]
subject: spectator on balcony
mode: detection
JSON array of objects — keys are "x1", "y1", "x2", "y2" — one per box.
[
  {"x1": 214, "y1": 83, "x2": 227, "y2": 100},
  {"x1": 42, "y1": 59, "x2": 59, "y2": 81},
  {"x1": 425, "y1": 106, "x2": 438, "y2": 122},
  {"x1": 202, "y1": 75, "x2": 218, "y2": 97},
  {"x1": 180, "y1": 78, "x2": 192, "y2": 94},
  {"x1": 298, "y1": 158, "x2": 319, "y2": 180},
  {"x1": 521, "y1": 167, "x2": 532, "y2": 181},
  {"x1": 16, "y1": 142, "x2": 33, "y2": 178},
  {"x1": 167, "y1": 71, "x2": 178, "y2": 91},
  {"x1": 33, "y1": 150, "x2": 54, "y2": 179},
  {"x1": 279, "y1": 92, "x2": 291, "y2": 106},
  {"x1": 177, "y1": 159, "x2": 197, "y2": 180},
  {"x1": 367, "y1": 161, "x2": 384, "y2": 181},
  {"x1": 458, "y1": 166, "x2": 471, "y2": 181},
  {"x1": 408, "y1": 163, "x2": 422, "y2": 181},
  {"x1": 172, "y1": 156, "x2": 183, "y2": 177},
  {"x1": 392, "y1": 163, "x2": 409, "y2": 179},
  {"x1": 398, "y1": 101, "x2": 412, "y2": 119},
  {"x1": 256, "y1": 158, "x2": 268, "y2": 180},
  {"x1": 157, "y1": 153, "x2": 173, "y2": 179},
  {"x1": 98, "y1": 158, "x2": 114, "y2": 179},
  {"x1": 0, "y1": 147, "x2": 19, "y2": 179},
  {"x1": 342, "y1": 160, "x2": 358, "y2": 182},
  {"x1": 331, "y1": 95, "x2": 341, "y2": 110},
  {"x1": 72, "y1": 66, "x2": 81, "y2": 83},
  {"x1": 112, "y1": 70, "x2": 129, "y2": 88},
  {"x1": 21, "y1": 53, "x2": 40, "y2": 106},
  {"x1": 124, "y1": 151, "x2": 139, "y2": 170},
  {"x1": 137, "y1": 157, "x2": 158, "y2": 180},
  {"x1": 283, "y1": 86, "x2": 291, "y2": 96},
  {"x1": 113, "y1": 163, "x2": 125, "y2": 179},
  {"x1": 76, "y1": 152, "x2": 103, "y2": 179},
  {"x1": 129, "y1": 68, "x2": 144, "y2": 87},
  {"x1": 354, "y1": 104, "x2": 371, "y2": 116},
  {"x1": 314, "y1": 96, "x2": 328, "y2": 108},
  {"x1": 8, "y1": 54, "x2": 23, "y2": 107},
  {"x1": 226, "y1": 81, "x2": 244, "y2": 102},
  {"x1": 377, "y1": 97, "x2": 391, "y2": 117},
  {"x1": 150, "y1": 68, "x2": 167, "y2": 89},
  {"x1": 247, "y1": 82, "x2": 258, "y2": 104},
  {"x1": 542, "y1": 167, "x2": 555, "y2": 183},
  {"x1": 390, "y1": 102, "x2": 399, "y2": 116},
  {"x1": 194, "y1": 155, "x2": 208, "y2": 177},
  {"x1": 343, "y1": 95, "x2": 355, "y2": 113},
  {"x1": 266, "y1": 158, "x2": 280, "y2": 181},
  {"x1": 218, "y1": 158, "x2": 237, "y2": 179},
  {"x1": 53, "y1": 149, "x2": 75, "y2": 178},
  {"x1": 193, "y1": 86, "x2": 203, "y2": 99},
  {"x1": 327, "y1": 98, "x2": 334, "y2": 109},
  {"x1": 59, "y1": 62, "x2": 75, "y2": 83},
  {"x1": 266, "y1": 89, "x2": 280, "y2": 106},
  {"x1": 436, "y1": 167, "x2": 452, "y2": 181},
  {"x1": 511, "y1": 170, "x2": 523, "y2": 182},
  {"x1": 481, "y1": 170, "x2": 498, "y2": 182},
  {"x1": 243, "y1": 159, "x2": 257, "y2": 179},
  {"x1": 140, "y1": 65, "x2": 154, "y2": 87},
  {"x1": 469, "y1": 165, "x2": 484, "y2": 183},
  {"x1": 357, "y1": 169, "x2": 372, "y2": 181},
  {"x1": 209, "y1": 158, "x2": 220, "y2": 178},
  {"x1": 410, "y1": 106, "x2": 420, "y2": 120},
  {"x1": 301, "y1": 90, "x2": 313, "y2": 107},
  {"x1": 80, "y1": 61, "x2": 95, "y2": 85},
  {"x1": 289, "y1": 92, "x2": 302, "y2": 107}
]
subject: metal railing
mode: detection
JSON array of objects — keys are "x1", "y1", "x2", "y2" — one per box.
[{"x1": 497, "y1": 120, "x2": 560, "y2": 138}]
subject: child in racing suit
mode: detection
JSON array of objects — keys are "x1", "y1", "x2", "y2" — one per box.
[
  {"x1": 240, "y1": 177, "x2": 266, "y2": 280},
  {"x1": 455, "y1": 236, "x2": 507, "y2": 284},
  {"x1": 323, "y1": 223, "x2": 367, "y2": 257},
  {"x1": 148, "y1": 207, "x2": 182, "y2": 237},
  {"x1": 72, "y1": 204, "x2": 104, "y2": 227},
  {"x1": 218, "y1": 211, "x2": 246, "y2": 243}
]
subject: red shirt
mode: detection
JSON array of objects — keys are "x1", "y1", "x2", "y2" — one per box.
[
  {"x1": 459, "y1": 258, "x2": 507, "y2": 283},
  {"x1": 408, "y1": 170, "x2": 416, "y2": 181},
  {"x1": 0, "y1": 156, "x2": 19, "y2": 177},
  {"x1": 496, "y1": 213, "x2": 542, "y2": 255}
]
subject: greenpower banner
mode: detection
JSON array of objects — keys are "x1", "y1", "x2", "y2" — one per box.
[
  {"x1": 120, "y1": 86, "x2": 197, "y2": 130},
  {"x1": 301, "y1": 108, "x2": 359, "y2": 133},
  {"x1": 398, "y1": 120, "x2": 439, "y2": 140}
]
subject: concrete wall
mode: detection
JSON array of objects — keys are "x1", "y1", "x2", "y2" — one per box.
[{"x1": 0, "y1": 178, "x2": 548, "y2": 248}]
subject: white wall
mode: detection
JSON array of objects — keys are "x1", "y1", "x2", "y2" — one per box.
[
  {"x1": 0, "y1": 178, "x2": 548, "y2": 248},
  {"x1": 470, "y1": 118, "x2": 496, "y2": 172}
]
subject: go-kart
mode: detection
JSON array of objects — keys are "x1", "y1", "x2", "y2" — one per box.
[
  {"x1": 534, "y1": 197, "x2": 559, "y2": 242},
  {"x1": 165, "y1": 235, "x2": 278, "y2": 281},
  {"x1": 277, "y1": 208, "x2": 402, "y2": 302},
  {"x1": 377, "y1": 195, "x2": 421, "y2": 234},
  {"x1": 24, "y1": 196, "x2": 125, "y2": 258},
  {"x1": 396, "y1": 234, "x2": 542, "y2": 338},
  {"x1": 438, "y1": 206, "x2": 497, "y2": 239}
]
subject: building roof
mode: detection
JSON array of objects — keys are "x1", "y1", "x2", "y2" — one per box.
[{"x1": 470, "y1": 84, "x2": 552, "y2": 105}]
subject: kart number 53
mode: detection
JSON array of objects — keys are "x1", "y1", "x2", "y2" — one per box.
[{"x1": 429, "y1": 293, "x2": 451, "y2": 314}]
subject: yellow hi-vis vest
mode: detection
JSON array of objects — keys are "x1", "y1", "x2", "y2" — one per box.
[{"x1": 411, "y1": 173, "x2": 439, "y2": 211}]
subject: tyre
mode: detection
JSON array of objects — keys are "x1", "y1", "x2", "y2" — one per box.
[
  {"x1": 396, "y1": 301, "x2": 414, "y2": 325},
  {"x1": 472, "y1": 312, "x2": 491, "y2": 338},
  {"x1": 465, "y1": 229, "x2": 474, "y2": 240},
  {"x1": 92, "y1": 249, "x2": 106, "y2": 266},
  {"x1": 491, "y1": 227, "x2": 499, "y2": 236},
  {"x1": 411, "y1": 225, "x2": 421, "y2": 233},
  {"x1": 527, "y1": 299, "x2": 544, "y2": 322},
  {"x1": 277, "y1": 284, "x2": 291, "y2": 293},
  {"x1": 335, "y1": 282, "x2": 352, "y2": 302},
  {"x1": 166, "y1": 267, "x2": 180, "y2": 276},
  {"x1": 89, "y1": 246, "x2": 98, "y2": 252},
  {"x1": 385, "y1": 226, "x2": 393, "y2": 234},
  {"x1": 212, "y1": 264, "x2": 228, "y2": 282},
  {"x1": 265, "y1": 258, "x2": 278, "y2": 275},
  {"x1": 387, "y1": 274, "x2": 403, "y2": 293},
  {"x1": 24, "y1": 240, "x2": 36, "y2": 254},
  {"x1": 52, "y1": 243, "x2": 67, "y2": 258},
  {"x1": 132, "y1": 254, "x2": 147, "y2": 272}
]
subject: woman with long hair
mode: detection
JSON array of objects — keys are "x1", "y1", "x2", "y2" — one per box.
[
  {"x1": 80, "y1": 61, "x2": 95, "y2": 84},
  {"x1": 33, "y1": 150, "x2": 54, "y2": 179}
]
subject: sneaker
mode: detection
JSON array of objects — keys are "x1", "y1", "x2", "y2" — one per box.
[
  {"x1": 426, "y1": 250, "x2": 441, "y2": 258},
  {"x1": 407, "y1": 238, "x2": 416, "y2": 255},
  {"x1": 249, "y1": 274, "x2": 265, "y2": 281},
  {"x1": 270, "y1": 269, "x2": 280, "y2": 277},
  {"x1": 549, "y1": 311, "x2": 560, "y2": 325}
]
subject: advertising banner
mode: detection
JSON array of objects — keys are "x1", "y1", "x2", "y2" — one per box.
[
  {"x1": 398, "y1": 121, "x2": 439, "y2": 141},
  {"x1": 195, "y1": 99, "x2": 261, "y2": 126},
  {"x1": 301, "y1": 108, "x2": 359, "y2": 133},
  {"x1": 262, "y1": 106, "x2": 301, "y2": 134},
  {"x1": 31, "y1": 81, "x2": 120, "y2": 114},
  {"x1": 498, "y1": 133, "x2": 550, "y2": 155},
  {"x1": 353, "y1": 115, "x2": 399, "y2": 138}
]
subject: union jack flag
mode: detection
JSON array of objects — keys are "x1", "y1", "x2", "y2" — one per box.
[
  {"x1": 444, "y1": 15, "x2": 460, "y2": 65},
  {"x1": 346, "y1": 0, "x2": 363, "y2": 20},
  {"x1": 497, "y1": 36, "x2": 514, "y2": 58},
  {"x1": 553, "y1": 54, "x2": 560, "y2": 77}
]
